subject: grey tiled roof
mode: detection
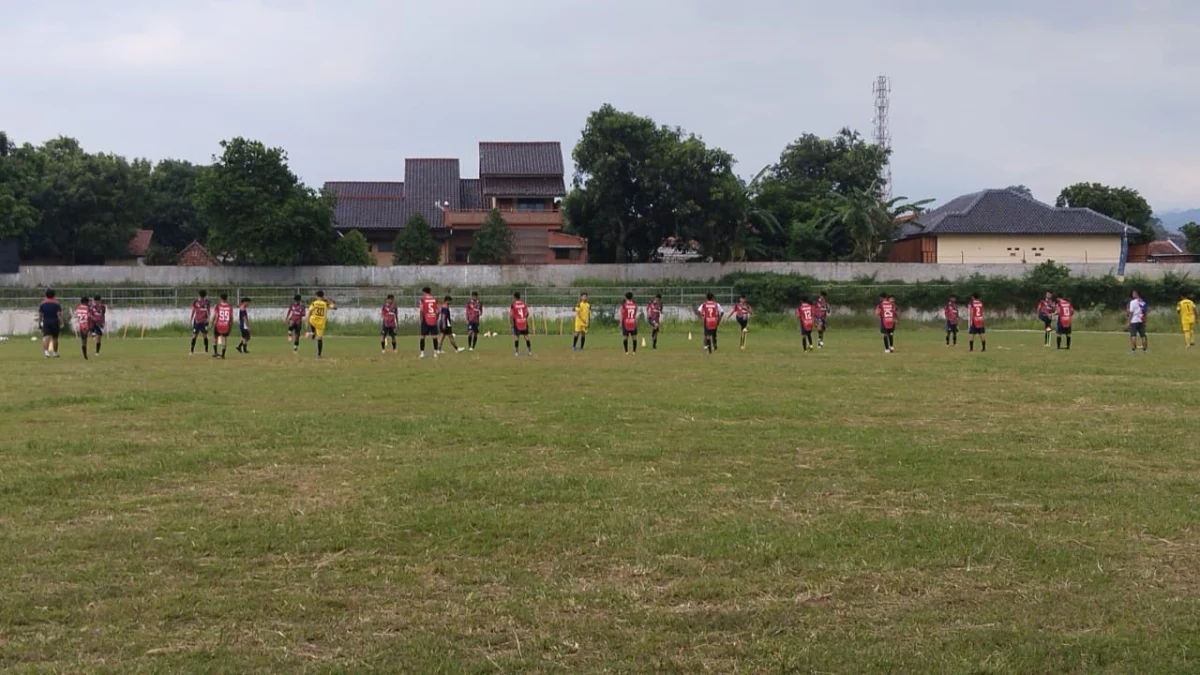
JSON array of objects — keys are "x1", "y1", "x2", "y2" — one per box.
[
  {"x1": 327, "y1": 158, "x2": 463, "y2": 231},
  {"x1": 479, "y1": 142, "x2": 564, "y2": 176},
  {"x1": 460, "y1": 179, "x2": 485, "y2": 210},
  {"x1": 482, "y1": 176, "x2": 566, "y2": 197},
  {"x1": 899, "y1": 189, "x2": 1129, "y2": 238}
]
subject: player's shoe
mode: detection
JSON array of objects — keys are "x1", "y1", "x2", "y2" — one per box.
[
  {"x1": 456, "y1": 347, "x2": 465, "y2": 353},
  {"x1": 419, "y1": 352, "x2": 426, "y2": 359}
]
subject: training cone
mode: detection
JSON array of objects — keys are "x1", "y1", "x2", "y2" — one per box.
[
  {"x1": 688, "y1": 332, "x2": 693, "y2": 341},
  {"x1": 641, "y1": 337, "x2": 646, "y2": 347}
]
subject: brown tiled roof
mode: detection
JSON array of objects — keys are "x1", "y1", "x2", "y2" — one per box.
[
  {"x1": 479, "y1": 142, "x2": 564, "y2": 176},
  {"x1": 1148, "y1": 240, "x2": 1185, "y2": 256},
  {"x1": 178, "y1": 240, "x2": 218, "y2": 266},
  {"x1": 548, "y1": 231, "x2": 586, "y2": 248},
  {"x1": 482, "y1": 176, "x2": 566, "y2": 197},
  {"x1": 127, "y1": 229, "x2": 153, "y2": 257}
]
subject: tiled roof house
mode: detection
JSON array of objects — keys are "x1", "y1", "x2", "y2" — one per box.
[
  {"x1": 325, "y1": 142, "x2": 585, "y2": 265},
  {"x1": 891, "y1": 189, "x2": 1129, "y2": 264}
]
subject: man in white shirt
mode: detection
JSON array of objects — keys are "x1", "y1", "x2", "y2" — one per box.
[{"x1": 1127, "y1": 290, "x2": 1148, "y2": 353}]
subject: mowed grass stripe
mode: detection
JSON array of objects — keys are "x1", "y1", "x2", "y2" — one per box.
[{"x1": 1, "y1": 329, "x2": 1198, "y2": 673}]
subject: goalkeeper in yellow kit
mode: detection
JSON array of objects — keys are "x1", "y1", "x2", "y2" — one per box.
[
  {"x1": 1178, "y1": 292, "x2": 1197, "y2": 348},
  {"x1": 307, "y1": 290, "x2": 337, "y2": 358}
]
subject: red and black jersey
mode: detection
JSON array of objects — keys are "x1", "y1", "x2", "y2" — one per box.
[
  {"x1": 214, "y1": 302, "x2": 234, "y2": 332},
  {"x1": 465, "y1": 299, "x2": 482, "y2": 323},
  {"x1": 510, "y1": 300, "x2": 530, "y2": 330},
  {"x1": 1037, "y1": 299, "x2": 1054, "y2": 317},
  {"x1": 619, "y1": 300, "x2": 638, "y2": 330},
  {"x1": 797, "y1": 302, "x2": 815, "y2": 331},
  {"x1": 286, "y1": 302, "x2": 305, "y2": 325},
  {"x1": 733, "y1": 301, "x2": 752, "y2": 318},
  {"x1": 381, "y1": 303, "x2": 399, "y2": 328},
  {"x1": 646, "y1": 300, "x2": 663, "y2": 323},
  {"x1": 699, "y1": 301, "x2": 722, "y2": 330},
  {"x1": 944, "y1": 302, "x2": 959, "y2": 323},
  {"x1": 191, "y1": 299, "x2": 211, "y2": 323},
  {"x1": 88, "y1": 303, "x2": 107, "y2": 327},
  {"x1": 1057, "y1": 299, "x2": 1074, "y2": 327},
  {"x1": 814, "y1": 298, "x2": 830, "y2": 319},
  {"x1": 876, "y1": 300, "x2": 897, "y2": 329},
  {"x1": 419, "y1": 295, "x2": 439, "y2": 326},
  {"x1": 968, "y1": 299, "x2": 985, "y2": 328},
  {"x1": 74, "y1": 304, "x2": 91, "y2": 333}
]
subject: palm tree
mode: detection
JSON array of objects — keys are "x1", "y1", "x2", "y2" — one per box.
[
  {"x1": 732, "y1": 166, "x2": 785, "y2": 261},
  {"x1": 822, "y1": 184, "x2": 933, "y2": 262}
]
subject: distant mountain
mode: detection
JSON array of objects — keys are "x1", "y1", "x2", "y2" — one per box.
[{"x1": 1156, "y1": 209, "x2": 1200, "y2": 229}]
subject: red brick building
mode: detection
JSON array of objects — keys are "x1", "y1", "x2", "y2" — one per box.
[{"x1": 326, "y1": 142, "x2": 587, "y2": 265}]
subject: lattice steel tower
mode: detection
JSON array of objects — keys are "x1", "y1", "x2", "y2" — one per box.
[{"x1": 872, "y1": 75, "x2": 892, "y2": 199}]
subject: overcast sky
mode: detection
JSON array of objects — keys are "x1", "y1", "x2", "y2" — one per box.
[{"x1": 2, "y1": 0, "x2": 1198, "y2": 211}]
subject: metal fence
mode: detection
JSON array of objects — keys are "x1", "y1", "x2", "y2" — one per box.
[{"x1": 0, "y1": 286, "x2": 739, "y2": 310}]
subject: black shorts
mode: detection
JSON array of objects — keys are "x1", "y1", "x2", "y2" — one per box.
[
  {"x1": 648, "y1": 319, "x2": 661, "y2": 331},
  {"x1": 946, "y1": 321, "x2": 958, "y2": 333},
  {"x1": 441, "y1": 327, "x2": 455, "y2": 336},
  {"x1": 288, "y1": 322, "x2": 302, "y2": 334},
  {"x1": 512, "y1": 325, "x2": 529, "y2": 336},
  {"x1": 969, "y1": 325, "x2": 985, "y2": 335},
  {"x1": 1130, "y1": 322, "x2": 1146, "y2": 338},
  {"x1": 1039, "y1": 314, "x2": 1052, "y2": 328},
  {"x1": 420, "y1": 323, "x2": 439, "y2": 337},
  {"x1": 800, "y1": 327, "x2": 813, "y2": 338},
  {"x1": 192, "y1": 321, "x2": 208, "y2": 334},
  {"x1": 622, "y1": 326, "x2": 638, "y2": 337},
  {"x1": 880, "y1": 323, "x2": 894, "y2": 335},
  {"x1": 467, "y1": 321, "x2": 480, "y2": 334},
  {"x1": 736, "y1": 317, "x2": 749, "y2": 330},
  {"x1": 817, "y1": 317, "x2": 827, "y2": 332},
  {"x1": 241, "y1": 328, "x2": 251, "y2": 340},
  {"x1": 215, "y1": 328, "x2": 230, "y2": 338},
  {"x1": 704, "y1": 327, "x2": 718, "y2": 338},
  {"x1": 42, "y1": 322, "x2": 60, "y2": 338},
  {"x1": 1057, "y1": 323, "x2": 1072, "y2": 335},
  {"x1": 381, "y1": 326, "x2": 396, "y2": 338},
  {"x1": 90, "y1": 325, "x2": 105, "y2": 337}
]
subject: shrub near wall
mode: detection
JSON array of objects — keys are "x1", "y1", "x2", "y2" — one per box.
[{"x1": 722, "y1": 262, "x2": 1196, "y2": 313}]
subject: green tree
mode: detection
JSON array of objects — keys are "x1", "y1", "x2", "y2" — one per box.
[
  {"x1": 821, "y1": 186, "x2": 933, "y2": 262},
  {"x1": 0, "y1": 132, "x2": 38, "y2": 241},
  {"x1": 470, "y1": 208, "x2": 514, "y2": 264},
  {"x1": 334, "y1": 229, "x2": 373, "y2": 265},
  {"x1": 1180, "y1": 222, "x2": 1200, "y2": 254},
  {"x1": 194, "y1": 138, "x2": 335, "y2": 265},
  {"x1": 1055, "y1": 182, "x2": 1154, "y2": 245},
  {"x1": 143, "y1": 159, "x2": 209, "y2": 254},
  {"x1": 392, "y1": 214, "x2": 439, "y2": 265},
  {"x1": 570, "y1": 104, "x2": 745, "y2": 262},
  {"x1": 751, "y1": 129, "x2": 890, "y2": 260},
  {"x1": 1006, "y1": 184, "x2": 1033, "y2": 198}
]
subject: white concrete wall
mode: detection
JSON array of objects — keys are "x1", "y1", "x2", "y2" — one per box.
[
  {"x1": 936, "y1": 235, "x2": 1121, "y2": 265},
  {"x1": 4, "y1": 261, "x2": 1198, "y2": 287}
]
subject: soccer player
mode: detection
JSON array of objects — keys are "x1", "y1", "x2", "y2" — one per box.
[
  {"x1": 967, "y1": 293, "x2": 986, "y2": 352},
  {"x1": 286, "y1": 294, "x2": 306, "y2": 353},
  {"x1": 1127, "y1": 289, "x2": 1148, "y2": 353},
  {"x1": 1177, "y1": 291, "x2": 1197, "y2": 348},
  {"x1": 307, "y1": 290, "x2": 336, "y2": 359},
  {"x1": 814, "y1": 291, "x2": 831, "y2": 348},
  {"x1": 212, "y1": 293, "x2": 234, "y2": 360},
  {"x1": 234, "y1": 298, "x2": 252, "y2": 354},
  {"x1": 796, "y1": 296, "x2": 816, "y2": 351},
  {"x1": 697, "y1": 292, "x2": 723, "y2": 354},
  {"x1": 438, "y1": 296, "x2": 464, "y2": 353},
  {"x1": 646, "y1": 293, "x2": 663, "y2": 349},
  {"x1": 1036, "y1": 291, "x2": 1055, "y2": 347},
  {"x1": 619, "y1": 291, "x2": 639, "y2": 355},
  {"x1": 510, "y1": 292, "x2": 532, "y2": 356},
  {"x1": 418, "y1": 286, "x2": 440, "y2": 358},
  {"x1": 944, "y1": 294, "x2": 960, "y2": 346},
  {"x1": 89, "y1": 295, "x2": 107, "y2": 356},
  {"x1": 876, "y1": 293, "x2": 897, "y2": 353},
  {"x1": 73, "y1": 296, "x2": 92, "y2": 360},
  {"x1": 727, "y1": 295, "x2": 752, "y2": 350},
  {"x1": 466, "y1": 291, "x2": 483, "y2": 351},
  {"x1": 1055, "y1": 295, "x2": 1074, "y2": 350},
  {"x1": 573, "y1": 292, "x2": 590, "y2": 351},
  {"x1": 37, "y1": 289, "x2": 62, "y2": 358},
  {"x1": 380, "y1": 294, "x2": 399, "y2": 353},
  {"x1": 189, "y1": 290, "x2": 211, "y2": 355}
]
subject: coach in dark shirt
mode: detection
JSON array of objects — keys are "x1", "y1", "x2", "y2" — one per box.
[{"x1": 38, "y1": 289, "x2": 62, "y2": 358}]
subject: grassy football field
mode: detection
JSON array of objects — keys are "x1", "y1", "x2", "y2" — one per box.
[{"x1": 1, "y1": 327, "x2": 1198, "y2": 673}]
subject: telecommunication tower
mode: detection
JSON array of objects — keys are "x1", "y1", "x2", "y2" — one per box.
[{"x1": 872, "y1": 75, "x2": 892, "y2": 199}]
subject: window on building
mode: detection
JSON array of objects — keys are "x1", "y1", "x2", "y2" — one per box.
[
  {"x1": 377, "y1": 241, "x2": 395, "y2": 253},
  {"x1": 553, "y1": 248, "x2": 572, "y2": 260},
  {"x1": 518, "y1": 199, "x2": 548, "y2": 212},
  {"x1": 455, "y1": 247, "x2": 471, "y2": 263}
]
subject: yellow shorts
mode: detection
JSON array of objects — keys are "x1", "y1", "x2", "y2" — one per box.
[
  {"x1": 574, "y1": 322, "x2": 588, "y2": 334},
  {"x1": 309, "y1": 323, "x2": 326, "y2": 338}
]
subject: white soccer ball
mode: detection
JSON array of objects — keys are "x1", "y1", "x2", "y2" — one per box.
[{"x1": 31, "y1": 336, "x2": 38, "y2": 341}]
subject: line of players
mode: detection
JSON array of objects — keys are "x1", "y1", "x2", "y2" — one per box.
[{"x1": 34, "y1": 291, "x2": 109, "y2": 359}]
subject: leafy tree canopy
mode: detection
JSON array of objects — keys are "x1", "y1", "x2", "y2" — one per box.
[
  {"x1": 334, "y1": 229, "x2": 374, "y2": 266},
  {"x1": 470, "y1": 209, "x2": 514, "y2": 264},
  {"x1": 392, "y1": 214, "x2": 439, "y2": 265},
  {"x1": 1055, "y1": 182, "x2": 1154, "y2": 245}
]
